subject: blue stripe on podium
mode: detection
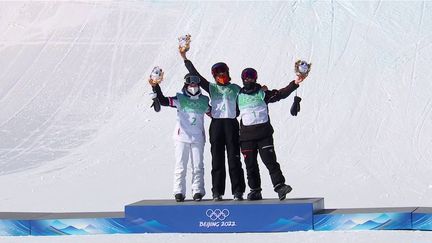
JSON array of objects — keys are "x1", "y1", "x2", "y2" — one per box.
[
  {"x1": 0, "y1": 213, "x2": 48, "y2": 236},
  {"x1": 30, "y1": 212, "x2": 131, "y2": 235},
  {"x1": 412, "y1": 207, "x2": 432, "y2": 230},
  {"x1": 313, "y1": 207, "x2": 416, "y2": 231}
]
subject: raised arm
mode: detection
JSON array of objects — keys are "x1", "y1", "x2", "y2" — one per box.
[
  {"x1": 264, "y1": 79, "x2": 300, "y2": 104},
  {"x1": 151, "y1": 83, "x2": 171, "y2": 106},
  {"x1": 180, "y1": 50, "x2": 210, "y2": 93}
]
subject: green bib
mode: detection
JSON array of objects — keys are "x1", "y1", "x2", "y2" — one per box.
[{"x1": 176, "y1": 93, "x2": 209, "y2": 114}]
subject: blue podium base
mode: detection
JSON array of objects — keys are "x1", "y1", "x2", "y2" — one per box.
[
  {"x1": 314, "y1": 207, "x2": 417, "y2": 231},
  {"x1": 125, "y1": 198, "x2": 324, "y2": 233},
  {"x1": 30, "y1": 212, "x2": 131, "y2": 236},
  {"x1": 2, "y1": 199, "x2": 432, "y2": 236},
  {"x1": 0, "y1": 212, "x2": 134, "y2": 236},
  {"x1": 0, "y1": 213, "x2": 47, "y2": 236},
  {"x1": 412, "y1": 207, "x2": 432, "y2": 230}
]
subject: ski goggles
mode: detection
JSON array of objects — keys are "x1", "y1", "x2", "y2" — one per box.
[
  {"x1": 241, "y1": 68, "x2": 257, "y2": 81},
  {"x1": 185, "y1": 75, "x2": 201, "y2": 85}
]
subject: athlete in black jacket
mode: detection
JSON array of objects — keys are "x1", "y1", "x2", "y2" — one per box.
[
  {"x1": 237, "y1": 68, "x2": 305, "y2": 200},
  {"x1": 179, "y1": 49, "x2": 246, "y2": 201}
]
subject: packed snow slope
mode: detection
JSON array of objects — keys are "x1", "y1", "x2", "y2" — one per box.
[{"x1": 0, "y1": 1, "x2": 432, "y2": 242}]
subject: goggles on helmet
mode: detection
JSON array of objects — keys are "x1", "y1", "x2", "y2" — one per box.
[
  {"x1": 211, "y1": 62, "x2": 229, "y2": 77},
  {"x1": 241, "y1": 68, "x2": 258, "y2": 81},
  {"x1": 184, "y1": 75, "x2": 201, "y2": 85}
]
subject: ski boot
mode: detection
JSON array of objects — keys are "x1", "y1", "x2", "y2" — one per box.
[
  {"x1": 274, "y1": 184, "x2": 292, "y2": 200},
  {"x1": 193, "y1": 193, "x2": 203, "y2": 201},
  {"x1": 247, "y1": 189, "x2": 263, "y2": 201},
  {"x1": 212, "y1": 194, "x2": 223, "y2": 202},
  {"x1": 233, "y1": 192, "x2": 244, "y2": 201},
  {"x1": 175, "y1": 193, "x2": 185, "y2": 202}
]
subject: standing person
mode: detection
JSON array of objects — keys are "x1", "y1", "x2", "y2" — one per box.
[
  {"x1": 179, "y1": 49, "x2": 246, "y2": 201},
  {"x1": 149, "y1": 73, "x2": 210, "y2": 202},
  {"x1": 237, "y1": 67, "x2": 306, "y2": 200}
]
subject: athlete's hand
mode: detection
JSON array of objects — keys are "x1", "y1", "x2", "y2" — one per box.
[
  {"x1": 179, "y1": 47, "x2": 188, "y2": 60},
  {"x1": 294, "y1": 75, "x2": 305, "y2": 85},
  {"x1": 148, "y1": 78, "x2": 157, "y2": 87}
]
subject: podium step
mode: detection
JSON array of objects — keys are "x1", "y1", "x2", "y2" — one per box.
[
  {"x1": 0, "y1": 212, "x2": 47, "y2": 236},
  {"x1": 125, "y1": 198, "x2": 324, "y2": 233},
  {"x1": 30, "y1": 212, "x2": 128, "y2": 236},
  {"x1": 313, "y1": 207, "x2": 417, "y2": 231},
  {"x1": 412, "y1": 207, "x2": 432, "y2": 230},
  {"x1": 0, "y1": 212, "x2": 133, "y2": 236}
]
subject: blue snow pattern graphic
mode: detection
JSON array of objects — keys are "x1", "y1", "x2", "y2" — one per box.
[
  {"x1": 30, "y1": 218, "x2": 170, "y2": 235},
  {"x1": 314, "y1": 213, "x2": 412, "y2": 231}
]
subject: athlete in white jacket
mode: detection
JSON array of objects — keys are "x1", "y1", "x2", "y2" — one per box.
[{"x1": 150, "y1": 74, "x2": 211, "y2": 202}]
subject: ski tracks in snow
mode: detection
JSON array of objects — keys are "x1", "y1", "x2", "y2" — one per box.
[
  {"x1": 0, "y1": 3, "x2": 97, "y2": 172},
  {"x1": 0, "y1": 2, "x2": 51, "y2": 104},
  {"x1": 411, "y1": 1, "x2": 429, "y2": 163},
  {"x1": 409, "y1": 1, "x2": 425, "y2": 89},
  {"x1": 414, "y1": 96, "x2": 432, "y2": 163},
  {"x1": 325, "y1": 0, "x2": 335, "y2": 79}
]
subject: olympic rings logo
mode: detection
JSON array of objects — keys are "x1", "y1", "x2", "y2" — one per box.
[{"x1": 205, "y1": 209, "x2": 230, "y2": 221}]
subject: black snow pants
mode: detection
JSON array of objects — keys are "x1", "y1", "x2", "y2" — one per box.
[
  {"x1": 209, "y1": 118, "x2": 246, "y2": 196},
  {"x1": 240, "y1": 136, "x2": 285, "y2": 191}
]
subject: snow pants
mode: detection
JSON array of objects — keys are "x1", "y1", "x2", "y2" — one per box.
[
  {"x1": 209, "y1": 118, "x2": 246, "y2": 196},
  {"x1": 240, "y1": 136, "x2": 285, "y2": 191},
  {"x1": 173, "y1": 141, "x2": 205, "y2": 196}
]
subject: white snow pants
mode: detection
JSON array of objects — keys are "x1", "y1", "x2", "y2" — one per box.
[{"x1": 173, "y1": 141, "x2": 205, "y2": 197}]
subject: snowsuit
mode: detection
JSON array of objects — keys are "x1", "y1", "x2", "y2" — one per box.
[
  {"x1": 184, "y1": 60, "x2": 246, "y2": 197},
  {"x1": 237, "y1": 81, "x2": 299, "y2": 191},
  {"x1": 153, "y1": 84, "x2": 210, "y2": 197}
]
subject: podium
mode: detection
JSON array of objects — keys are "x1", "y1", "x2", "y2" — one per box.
[
  {"x1": 1, "y1": 198, "x2": 432, "y2": 236},
  {"x1": 0, "y1": 212, "x2": 45, "y2": 236},
  {"x1": 412, "y1": 207, "x2": 432, "y2": 230},
  {"x1": 125, "y1": 198, "x2": 324, "y2": 233}
]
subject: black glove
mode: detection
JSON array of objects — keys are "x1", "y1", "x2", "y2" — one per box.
[
  {"x1": 290, "y1": 96, "x2": 302, "y2": 116},
  {"x1": 151, "y1": 98, "x2": 161, "y2": 112}
]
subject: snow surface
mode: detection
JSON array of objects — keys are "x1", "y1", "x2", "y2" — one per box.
[{"x1": 1, "y1": 1, "x2": 432, "y2": 242}]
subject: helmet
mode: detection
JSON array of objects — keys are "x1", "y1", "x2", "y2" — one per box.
[
  {"x1": 211, "y1": 62, "x2": 229, "y2": 77},
  {"x1": 183, "y1": 74, "x2": 201, "y2": 97},
  {"x1": 241, "y1": 68, "x2": 257, "y2": 81},
  {"x1": 241, "y1": 68, "x2": 258, "y2": 91},
  {"x1": 211, "y1": 62, "x2": 231, "y2": 85},
  {"x1": 184, "y1": 73, "x2": 201, "y2": 85}
]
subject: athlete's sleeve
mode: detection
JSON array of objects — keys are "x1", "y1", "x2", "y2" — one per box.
[
  {"x1": 205, "y1": 96, "x2": 212, "y2": 117},
  {"x1": 205, "y1": 106, "x2": 212, "y2": 117},
  {"x1": 153, "y1": 84, "x2": 176, "y2": 107},
  {"x1": 264, "y1": 80, "x2": 299, "y2": 104},
  {"x1": 235, "y1": 93, "x2": 240, "y2": 117},
  {"x1": 184, "y1": 59, "x2": 210, "y2": 93},
  {"x1": 169, "y1": 97, "x2": 179, "y2": 108}
]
